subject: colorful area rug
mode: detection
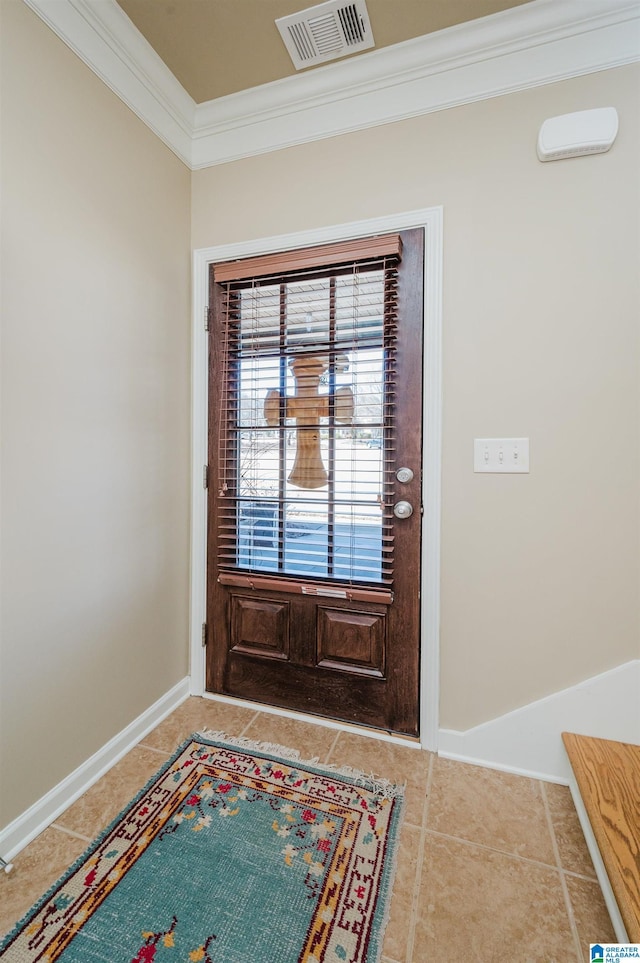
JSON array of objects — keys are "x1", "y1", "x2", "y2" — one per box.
[{"x1": 0, "y1": 732, "x2": 404, "y2": 963}]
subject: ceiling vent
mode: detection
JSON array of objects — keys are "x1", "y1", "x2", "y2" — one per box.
[{"x1": 276, "y1": 0, "x2": 374, "y2": 71}]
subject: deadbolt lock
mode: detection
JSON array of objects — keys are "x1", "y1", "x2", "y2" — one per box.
[{"x1": 396, "y1": 467, "x2": 414, "y2": 484}]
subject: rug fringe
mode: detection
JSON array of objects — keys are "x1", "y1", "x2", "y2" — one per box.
[
  {"x1": 197, "y1": 729, "x2": 314, "y2": 764},
  {"x1": 368, "y1": 775, "x2": 406, "y2": 963},
  {"x1": 196, "y1": 728, "x2": 405, "y2": 800}
]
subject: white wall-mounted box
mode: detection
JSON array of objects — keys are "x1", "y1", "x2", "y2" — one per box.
[{"x1": 537, "y1": 107, "x2": 619, "y2": 162}]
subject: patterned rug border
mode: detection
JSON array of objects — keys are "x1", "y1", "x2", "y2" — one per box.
[
  {"x1": 1, "y1": 731, "x2": 406, "y2": 962},
  {"x1": 197, "y1": 729, "x2": 407, "y2": 800}
]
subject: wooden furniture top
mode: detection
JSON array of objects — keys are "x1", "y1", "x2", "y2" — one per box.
[{"x1": 562, "y1": 732, "x2": 640, "y2": 941}]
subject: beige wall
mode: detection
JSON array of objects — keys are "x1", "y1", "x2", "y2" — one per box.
[
  {"x1": 192, "y1": 65, "x2": 640, "y2": 730},
  {"x1": 0, "y1": 1, "x2": 191, "y2": 827}
]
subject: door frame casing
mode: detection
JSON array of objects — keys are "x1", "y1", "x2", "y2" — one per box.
[{"x1": 190, "y1": 207, "x2": 443, "y2": 751}]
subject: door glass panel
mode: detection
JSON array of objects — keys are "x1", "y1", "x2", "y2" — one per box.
[
  {"x1": 233, "y1": 269, "x2": 388, "y2": 585},
  {"x1": 286, "y1": 279, "x2": 330, "y2": 348},
  {"x1": 238, "y1": 357, "x2": 280, "y2": 429}
]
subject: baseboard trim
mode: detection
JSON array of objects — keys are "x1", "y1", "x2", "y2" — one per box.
[
  {"x1": 438, "y1": 661, "x2": 640, "y2": 783},
  {"x1": 436, "y1": 751, "x2": 572, "y2": 786},
  {"x1": 567, "y1": 771, "x2": 630, "y2": 942},
  {"x1": 0, "y1": 678, "x2": 190, "y2": 861},
  {"x1": 4, "y1": 663, "x2": 636, "y2": 862}
]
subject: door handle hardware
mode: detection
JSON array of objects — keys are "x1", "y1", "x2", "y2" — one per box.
[
  {"x1": 396, "y1": 467, "x2": 414, "y2": 484},
  {"x1": 393, "y1": 500, "x2": 414, "y2": 519}
]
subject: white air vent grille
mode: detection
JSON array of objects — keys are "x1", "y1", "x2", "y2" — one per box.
[{"x1": 276, "y1": 0, "x2": 374, "y2": 70}]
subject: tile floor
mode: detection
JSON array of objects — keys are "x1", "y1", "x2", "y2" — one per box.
[{"x1": 0, "y1": 697, "x2": 616, "y2": 961}]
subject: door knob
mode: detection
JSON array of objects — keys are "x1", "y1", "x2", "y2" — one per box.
[{"x1": 393, "y1": 500, "x2": 413, "y2": 519}]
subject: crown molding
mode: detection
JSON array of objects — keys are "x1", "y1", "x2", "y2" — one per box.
[
  {"x1": 24, "y1": 0, "x2": 640, "y2": 170},
  {"x1": 23, "y1": 0, "x2": 195, "y2": 167},
  {"x1": 191, "y1": 0, "x2": 640, "y2": 167}
]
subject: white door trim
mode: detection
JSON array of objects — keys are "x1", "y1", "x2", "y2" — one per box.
[{"x1": 190, "y1": 207, "x2": 443, "y2": 750}]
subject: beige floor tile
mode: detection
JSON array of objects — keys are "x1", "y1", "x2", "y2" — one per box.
[
  {"x1": 413, "y1": 832, "x2": 579, "y2": 962},
  {"x1": 427, "y1": 756, "x2": 556, "y2": 864},
  {"x1": 381, "y1": 824, "x2": 421, "y2": 962},
  {"x1": 54, "y1": 746, "x2": 169, "y2": 840},
  {"x1": 6, "y1": 705, "x2": 614, "y2": 963},
  {"x1": 565, "y1": 874, "x2": 616, "y2": 961},
  {"x1": 140, "y1": 696, "x2": 258, "y2": 753},
  {"x1": 544, "y1": 782, "x2": 597, "y2": 879},
  {"x1": 241, "y1": 711, "x2": 340, "y2": 763},
  {"x1": 327, "y1": 732, "x2": 430, "y2": 828},
  {"x1": 0, "y1": 827, "x2": 87, "y2": 940}
]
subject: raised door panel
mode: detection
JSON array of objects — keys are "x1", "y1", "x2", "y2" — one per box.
[
  {"x1": 316, "y1": 606, "x2": 385, "y2": 677},
  {"x1": 230, "y1": 594, "x2": 290, "y2": 661}
]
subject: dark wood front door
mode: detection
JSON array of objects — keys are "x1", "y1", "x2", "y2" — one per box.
[{"x1": 205, "y1": 228, "x2": 424, "y2": 736}]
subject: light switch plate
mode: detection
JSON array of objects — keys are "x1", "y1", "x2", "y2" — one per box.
[{"x1": 474, "y1": 438, "x2": 529, "y2": 473}]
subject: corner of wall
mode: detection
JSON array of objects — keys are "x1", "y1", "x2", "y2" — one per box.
[
  {"x1": 438, "y1": 661, "x2": 640, "y2": 783},
  {"x1": 0, "y1": 679, "x2": 190, "y2": 860}
]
